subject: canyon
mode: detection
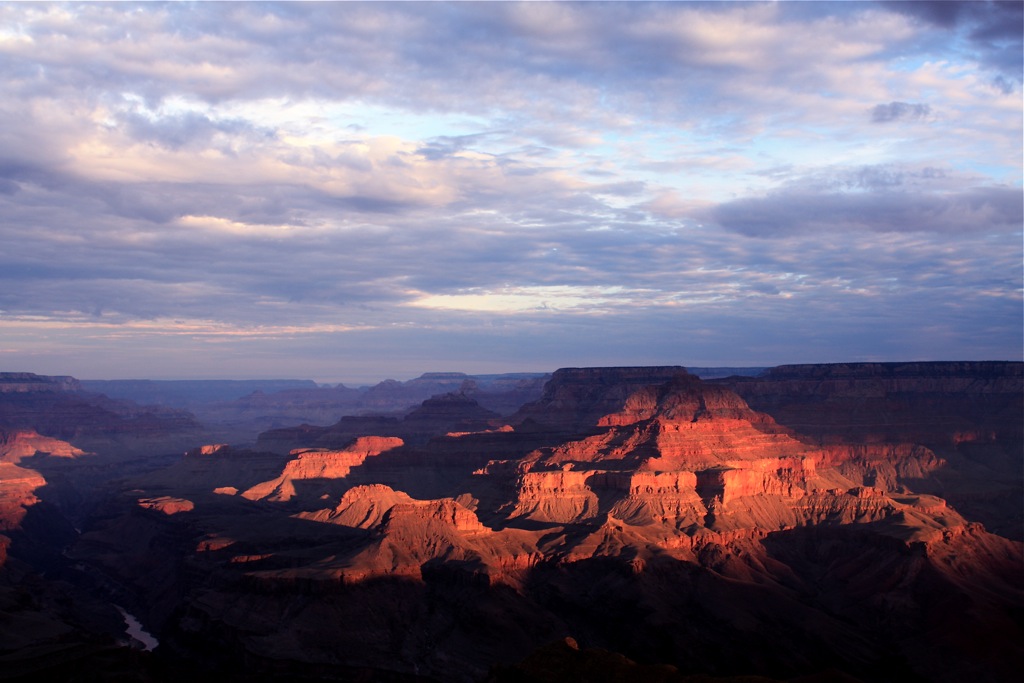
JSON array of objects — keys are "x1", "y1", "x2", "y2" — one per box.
[{"x1": 0, "y1": 364, "x2": 1020, "y2": 682}]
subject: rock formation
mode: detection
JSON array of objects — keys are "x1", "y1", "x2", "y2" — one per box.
[
  {"x1": 0, "y1": 373, "x2": 206, "y2": 457},
  {"x1": 242, "y1": 436, "x2": 405, "y2": 502},
  {"x1": 0, "y1": 429, "x2": 87, "y2": 537},
  {"x1": 714, "y1": 361, "x2": 1024, "y2": 538},
  {"x1": 2, "y1": 364, "x2": 1021, "y2": 683}
]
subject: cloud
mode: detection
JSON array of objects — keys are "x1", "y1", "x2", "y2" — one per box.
[
  {"x1": 115, "y1": 109, "x2": 270, "y2": 152},
  {"x1": 709, "y1": 184, "x2": 1022, "y2": 237},
  {"x1": 882, "y1": 0, "x2": 1023, "y2": 87},
  {"x1": 871, "y1": 101, "x2": 932, "y2": 123},
  {"x1": 0, "y1": 2, "x2": 1019, "y2": 379}
]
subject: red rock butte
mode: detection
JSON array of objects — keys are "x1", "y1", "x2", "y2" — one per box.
[{"x1": 1, "y1": 363, "x2": 1021, "y2": 683}]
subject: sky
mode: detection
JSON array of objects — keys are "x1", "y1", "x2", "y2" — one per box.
[{"x1": 0, "y1": 1, "x2": 1021, "y2": 383}]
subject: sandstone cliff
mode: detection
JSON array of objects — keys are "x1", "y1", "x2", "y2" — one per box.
[
  {"x1": 714, "y1": 361, "x2": 1024, "y2": 538},
  {"x1": 0, "y1": 429, "x2": 88, "y2": 535},
  {"x1": 242, "y1": 436, "x2": 405, "y2": 502},
  {"x1": 12, "y1": 364, "x2": 1021, "y2": 683}
]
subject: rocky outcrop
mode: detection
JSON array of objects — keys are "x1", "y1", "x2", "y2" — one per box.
[
  {"x1": 0, "y1": 429, "x2": 88, "y2": 535},
  {"x1": 242, "y1": 436, "x2": 405, "y2": 502},
  {"x1": 0, "y1": 462, "x2": 46, "y2": 533},
  {"x1": 714, "y1": 361, "x2": 1024, "y2": 539},
  {"x1": 494, "y1": 374, "x2": 833, "y2": 533},
  {"x1": 137, "y1": 496, "x2": 194, "y2": 515},
  {"x1": 507, "y1": 469, "x2": 603, "y2": 524},
  {"x1": 511, "y1": 366, "x2": 689, "y2": 433},
  {"x1": 16, "y1": 364, "x2": 1022, "y2": 683},
  {"x1": 296, "y1": 484, "x2": 416, "y2": 527},
  {"x1": 263, "y1": 484, "x2": 539, "y2": 586},
  {"x1": 1, "y1": 429, "x2": 88, "y2": 462}
]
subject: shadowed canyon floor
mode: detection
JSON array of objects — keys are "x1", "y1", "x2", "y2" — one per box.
[{"x1": 0, "y1": 364, "x2": 1021, "y2": 682}]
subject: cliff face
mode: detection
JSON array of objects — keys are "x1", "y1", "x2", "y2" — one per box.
[
  {"x1": 0, "y1": 372, "x2": 82, "y2": 393},
  {"x1": 486, "y1": 371, "x2": 978, "y2": 541},
  {"x1": 12, "y1": 364, "x2": 1023, "y2": 683},
  {"x1": 511, "y1": 366, "x2": 690, "y2": 433},
  {"x1": 0, "y1": 374, "x2": 205, "y2": 457},
  {"x1": 714, "y1": 361, "x2": 1024, "y2": 538},
  {"x1": 0, "y1": 429, "x2": 88, "y2": 536},
  {"x1": 716, "y1": 361, "x2": 1023, "y2": 445}
]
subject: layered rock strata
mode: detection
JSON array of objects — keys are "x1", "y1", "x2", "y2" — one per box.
[{"x1": 40, "y1": 364, "x2": 1024, "y2": 683}]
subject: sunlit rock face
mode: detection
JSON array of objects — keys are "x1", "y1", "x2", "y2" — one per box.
[
  {"x1": 0, "y1": 429, "x2": 87, "y2": 536},
  {"x1": 6, "y1": 364, "x2": 1022, "y2": 683},
  {"x1": 242, "y1": 436, "x2": 405, "y2": 502},
  {"x1": 714, "y1": 361, "x2": 1024, "y2": 539}
]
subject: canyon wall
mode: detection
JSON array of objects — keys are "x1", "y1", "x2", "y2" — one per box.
[{"x1": 2, "y1": 363, "x2": 1021, "y2": 682}]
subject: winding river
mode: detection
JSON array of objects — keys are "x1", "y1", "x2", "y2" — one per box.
[{"x1": 115, "y1": 605, "x2": 159, "y2": 651}]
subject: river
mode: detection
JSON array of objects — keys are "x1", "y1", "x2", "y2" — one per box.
[{"x1": 115, "y1": 605, "x2": 159, "y2": 652}]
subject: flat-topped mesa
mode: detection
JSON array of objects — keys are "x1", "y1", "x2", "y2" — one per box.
[
  {"x1": 399, "y1": 392, "x2": 501, "y2": 439},
  {"x1": 241, "y1": 436, "x2": 405, "y2": 502},
  {"x1": 715, "y1": 361, "x2": 1024, "y2": 444},
  {"x1": 761, "y1": 360, "x2": 1023, "y2": 382},
  {"x1": 0, "y1": 372, "x2": 81, "y2": 393},
  {"x1": 512, "y1": 366, "x2": 690, "y2": 432}
]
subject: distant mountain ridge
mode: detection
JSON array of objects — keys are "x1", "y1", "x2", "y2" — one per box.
[{"x1": 79, "y1": 378, "x2": 321, "y2": 407}]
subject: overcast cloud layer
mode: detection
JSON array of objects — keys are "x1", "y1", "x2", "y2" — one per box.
[{"x1": 1, "y1": 1, "x2": 1021, "y2": 382}]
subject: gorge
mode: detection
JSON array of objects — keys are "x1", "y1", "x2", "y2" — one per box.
[{"x1": 0, "y1": 363, "x2": 1021, "y2": 682}]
